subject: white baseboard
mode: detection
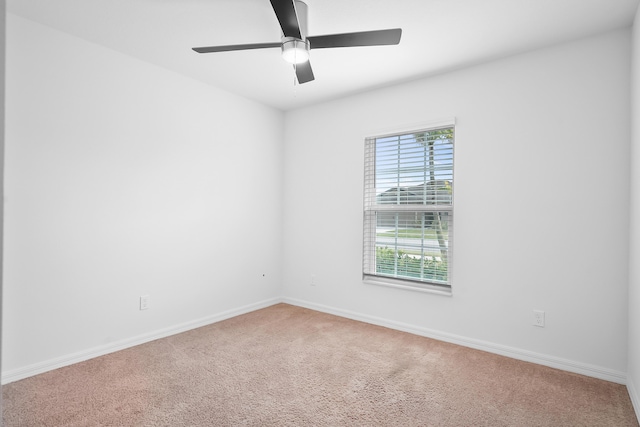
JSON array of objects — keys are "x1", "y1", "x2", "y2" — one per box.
[
  {"x1": 283, "y1": 297, "x2": 628, "y2": 385},
  {"x1": 1, "y1": 297, "x2": 282, "y2": 385},
  {"x1": 629, "y1": 377, "x2": 640, "y2": 422},
  {"x1": 4, "y1": 296, "x2": 630, "y2": 389}
]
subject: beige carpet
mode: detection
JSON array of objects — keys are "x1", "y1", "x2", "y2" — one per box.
[{"x1": 3, "y1": 303, "x2": 638, "y2": 426}]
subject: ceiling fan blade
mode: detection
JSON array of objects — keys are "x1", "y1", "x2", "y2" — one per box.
[
  {"x1": 307, "y1": 28, "x2": 402, "y2": 49},
  {"x1": 269, "y1": 0, "x2": 302, "y2": 39},
  {"x1": 295, "y1": 61, "x2": 315, "y2": 84},
  {"x1": 192, "y1": 42, "x2": 281, "y2": 54}
]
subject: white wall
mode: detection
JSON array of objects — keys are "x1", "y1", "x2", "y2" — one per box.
[
  {"x1": 2, "y1": 14, "x2": 284, "y2": 376},
  {"x1": 283, "y1": 29, "x2": 631, "y2": 379},
  {"x1": 628, "y1": 3, "x2": 640, "y2": 415},
  {"x1": 0, "y1": 0, "x2": 6, "y2": 419}
]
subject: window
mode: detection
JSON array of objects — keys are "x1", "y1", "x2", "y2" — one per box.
[{"x1": 363, "y1": 123, "x2": 454, "y2": 292}]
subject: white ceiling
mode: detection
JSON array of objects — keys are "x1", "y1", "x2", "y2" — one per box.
[{"x1": 7, "y1": 0, "x2": 640, "y2": 111}]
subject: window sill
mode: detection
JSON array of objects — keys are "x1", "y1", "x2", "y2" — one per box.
[{"x1": 363, "y1": 277, "x2": 452, "y2": 296}]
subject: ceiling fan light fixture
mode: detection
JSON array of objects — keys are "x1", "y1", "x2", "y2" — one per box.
[
  {"x1": 281, "y1": 38, "x2": 310, "y2": 64},
  {"x1": 192, "y1": 0, "x2": 402, "y2": 85}
]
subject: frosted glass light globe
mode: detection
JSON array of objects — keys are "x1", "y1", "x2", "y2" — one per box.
[{"x1": 282, "y1": 38, "x2": 310, "y2": 64}]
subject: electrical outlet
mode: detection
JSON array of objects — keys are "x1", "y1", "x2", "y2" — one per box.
[
  {"x1": 533, "y1": 310, "x2": 545, "y2": 327},
  {"x1": 140, "y1": 295, "x2": 150, "y2": 310},
  {"x1": 311, "y1": 275, "x2": 316, "y2": 286}
]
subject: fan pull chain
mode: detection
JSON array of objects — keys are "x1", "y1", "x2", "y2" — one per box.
[{"x1": 293, "y1": 62, "x2": 298, "y2": 87}]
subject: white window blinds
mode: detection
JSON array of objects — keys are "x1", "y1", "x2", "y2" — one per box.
[{"x1": 363, "y1": 124, "x2": 454, "y2": 290}]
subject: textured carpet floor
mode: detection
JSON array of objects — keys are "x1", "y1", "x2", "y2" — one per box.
[{"x1": 3, "y1": 303, "x2": 639, "y2": 426}]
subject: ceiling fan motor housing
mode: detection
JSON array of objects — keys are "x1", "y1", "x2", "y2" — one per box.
[
  {"x1": 294, "y1": 1, "x2": 309, "y2": 38},
  {"x1": 280, "y1": 1, "x2": 310, "y2": 64}
]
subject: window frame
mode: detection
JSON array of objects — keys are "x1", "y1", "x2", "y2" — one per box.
[{"x1": 362, "y1": 119, "x2": 455, "y2": 295}]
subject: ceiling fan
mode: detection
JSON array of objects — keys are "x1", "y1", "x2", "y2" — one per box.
[{"x1": 192, "y1": 0, "x2": 402, "y2": 84}]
